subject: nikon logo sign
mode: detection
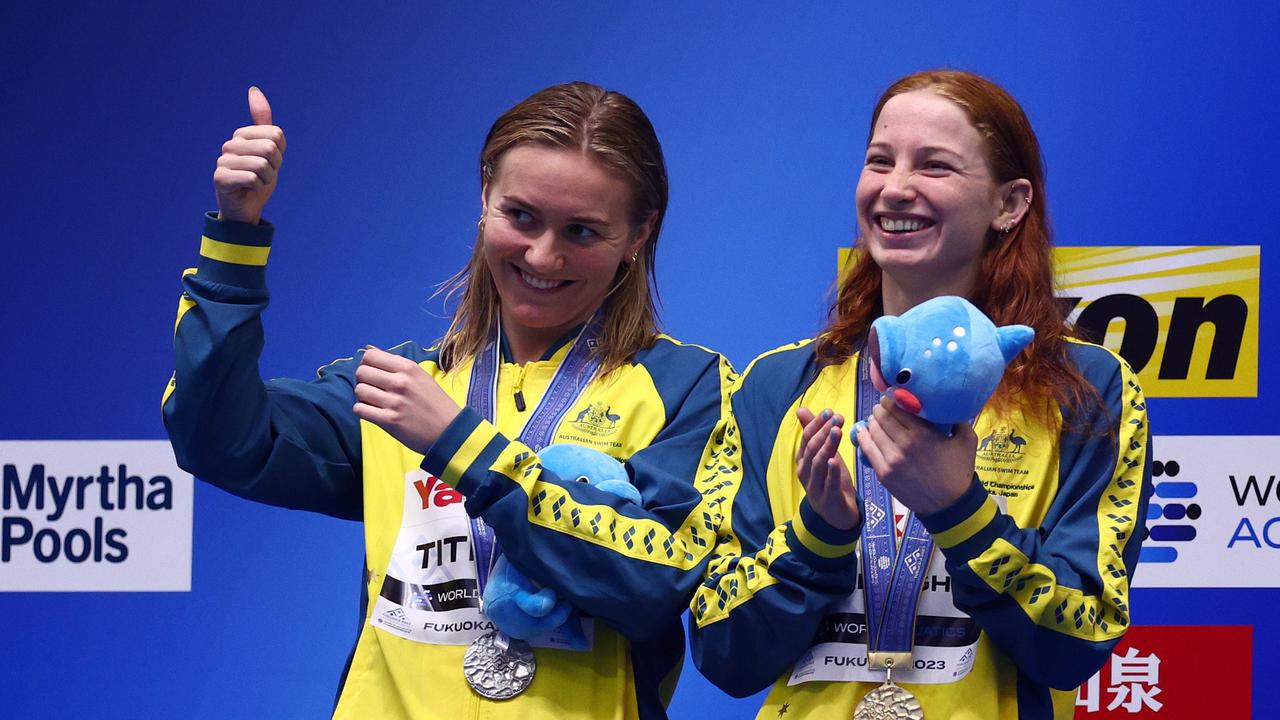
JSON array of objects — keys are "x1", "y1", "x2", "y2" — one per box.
[
  {"x1": 837, "y1": 245, "x2": 1259, "y2": 399},
  {"x1": 1056, "y1": 246, "x2": 1259, "y2": 398}
]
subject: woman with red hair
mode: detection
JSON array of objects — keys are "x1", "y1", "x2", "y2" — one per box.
[{"x1": 691, "y1": 70, "x2": 1152, "y2": 719}]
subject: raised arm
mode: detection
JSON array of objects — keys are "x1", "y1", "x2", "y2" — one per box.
[{"x1": 162, "y1": 88, "x2": 363, "y2": 519}]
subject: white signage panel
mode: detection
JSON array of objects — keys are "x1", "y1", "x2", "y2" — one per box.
[
  {"x1": 1136, "y1": 435, "x2": 1280, "y2": 588},
  {"x1": 1, "y1": 441, "x2": 193, "y2": 591}
]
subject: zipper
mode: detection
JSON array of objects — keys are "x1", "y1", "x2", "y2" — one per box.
[{"x1": 513, "y1": 364, "x2": 528, "y2": 412}]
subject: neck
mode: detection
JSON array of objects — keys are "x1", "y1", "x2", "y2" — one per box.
[
  {"x1": 505, "y1": 328, "x2": 557, "y2": 365},
  {"x1": 500, "y1": 308, "x2": 595, "y2": 365},
  {"x1": 880, "y1": 271, "x2": 977, "y2": 316}
]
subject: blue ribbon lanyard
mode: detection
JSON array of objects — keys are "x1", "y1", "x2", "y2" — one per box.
[
  {"x1": 465, "y1": 313, "x2": 604, "y2": 595},
  {"x1": 855, "y1": 353, "x2": 936, "y2": 674}
]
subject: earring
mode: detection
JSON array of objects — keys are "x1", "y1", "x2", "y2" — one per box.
[
  {"x1": 630, "y1": 251, "x2": 639, "y2": 263},
  {"x1": 477, "y1": 217, "x2": 486, "y2": 232},
  {"x1": 1000, "y1": 222, "x2": 1013, "y2": 235}
]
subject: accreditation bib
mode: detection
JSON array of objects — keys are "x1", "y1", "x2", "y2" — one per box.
[{"x1": 368, "y1": 468, "x2": 593, "y2": 651}]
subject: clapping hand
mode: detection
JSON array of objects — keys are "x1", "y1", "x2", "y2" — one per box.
[{"x1": 795, "y1": 407, "x2": 861, "y2": 530}]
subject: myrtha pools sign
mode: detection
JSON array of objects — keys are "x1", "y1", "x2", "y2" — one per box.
[{"x1": 1, "y1": 441, "x2": 192, "y2": 591}]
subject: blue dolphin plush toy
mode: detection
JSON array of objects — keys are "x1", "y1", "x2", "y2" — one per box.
[
  {"x1": 481, "y1": 444, "x2": 639, "y2": 649},
  {"x1": 854, "y1": 295, "x2": 1035, "y2": 437}
]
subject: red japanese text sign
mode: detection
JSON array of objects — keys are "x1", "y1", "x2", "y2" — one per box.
[{"x1": 1075, "y1": 625, "x2": 1251, "y2": 718}]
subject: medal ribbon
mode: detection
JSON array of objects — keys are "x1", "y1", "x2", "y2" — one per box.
[
  {"x1": 855, "y1": 353, "x2": 936, "y2": 664},
  {"x1": 465, "y1": 313, "x2": 604, "y2": 596}
]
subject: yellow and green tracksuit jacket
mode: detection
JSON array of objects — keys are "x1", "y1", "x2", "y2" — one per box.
[
  {"x1": 162, "y1": 214, "x2": 736, "y2": 720},
  {"x1": 690, "y1": 337, "x2": 1151, "y2": 719}
]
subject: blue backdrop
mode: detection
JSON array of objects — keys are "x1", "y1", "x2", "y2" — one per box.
[{"x1": 2, "y1": 2, "x2": 1277, "y2": 717}]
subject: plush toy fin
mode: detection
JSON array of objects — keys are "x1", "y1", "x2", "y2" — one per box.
[{"x1": 997, "y1": 324, "x2": 1035, "y2": 364}]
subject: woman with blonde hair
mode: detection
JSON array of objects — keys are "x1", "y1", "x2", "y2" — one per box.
[{"x1": 164, "y1": 81, "x2": 733, "y2": 719}]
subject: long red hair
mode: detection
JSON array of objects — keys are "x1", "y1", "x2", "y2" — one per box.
[{"x1": 817, "y1": 70, "x2": 1098, "y2": 424}]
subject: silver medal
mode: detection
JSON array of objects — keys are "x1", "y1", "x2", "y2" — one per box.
[
  {"x1": 463, "y1": 631, "x2": 536, "y2": 700},
  {"x1": 853, "y1": 680, "x2": 925, "y2": 720}
]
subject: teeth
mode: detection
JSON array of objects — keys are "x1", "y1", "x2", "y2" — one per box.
[
  {"x1": 879, "y1": 217, "x2": 925, "y2": 232},
  {"x1": 521, "y1": 270, "x2": 564, "y2": 290}
]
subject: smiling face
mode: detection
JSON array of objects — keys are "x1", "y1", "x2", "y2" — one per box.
[
  {"x1": 481, "y1": 144, "x2": 651, "y2": 361},
  {"x1": 855, "y1": 89, "x2": 1009, "y2": 313}
]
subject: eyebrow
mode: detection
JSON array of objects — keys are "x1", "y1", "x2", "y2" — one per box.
[
  {"x1": 568, "y1": 213, "x2": 612, "y2": 227},
  {"x1": 499, "y1": 194, "x2": 613, "y2": 227},
  {"x1": 865, "y1": 142, "x2": 965, "y2": 159},
  {"x1": 917, "y1": 145, "x2": 966, "y2": 159}
]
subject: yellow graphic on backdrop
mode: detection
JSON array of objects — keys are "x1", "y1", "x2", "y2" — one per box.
[{"x1": 837, "y1": 246, "x2": 1260, "y2": 397}]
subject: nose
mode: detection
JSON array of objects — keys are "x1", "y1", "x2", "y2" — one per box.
[
  {"x1": 522, "y1": 230, "x2": 564, "y2": 274},
  {"x1": 881, "y1": 166, "x2": 916, "y2": 204}
]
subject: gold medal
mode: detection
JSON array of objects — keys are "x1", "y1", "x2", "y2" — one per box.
[{"x1": 854, "y1": 657, "x2": 924, "y2": 720}]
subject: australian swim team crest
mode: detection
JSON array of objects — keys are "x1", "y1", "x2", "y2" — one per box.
[
  {"x1": 568, "y1": 402, "x2": 623, "y2": 437},
  {"x1": 975, "y1": 425, "x2": 1031, "y2": 464},
  {"x1": 973, "y1": 419, "x2": 1041, "y2": 503}
]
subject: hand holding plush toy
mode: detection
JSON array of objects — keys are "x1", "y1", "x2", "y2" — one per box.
[
  {"x1": 855, "y1": 295, "x2": 1034, "y2": 438},
  {"x1": 482, "y1": 444, "x2": 639, "y2": 649},
  {"x1": 844, "y1": 296, "x2": 1036, "y2": 515}
]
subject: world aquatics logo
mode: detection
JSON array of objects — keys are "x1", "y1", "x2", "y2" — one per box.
[{"x1": 1139, "y1": 458, "x2": 1201, "y2": 565}]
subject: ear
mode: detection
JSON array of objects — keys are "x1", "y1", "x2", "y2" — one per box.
[
  {"x1": 990, "y1": 178, "x2": 1033, "y2": 233},
  {"x1": 626, "y1": 211, "x2": 658, "y2": 264},
  {"x1": 480, "y1": 183, "x2": 491, "y2": 221}
]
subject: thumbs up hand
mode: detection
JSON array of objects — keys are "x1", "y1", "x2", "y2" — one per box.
[{"x1": 214, "y1": 86, "x2": 287, "y2": 224}]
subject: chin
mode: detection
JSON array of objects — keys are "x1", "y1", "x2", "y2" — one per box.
[
  {"x1": 507, "y1": 310, "x2": 566, "y2": 330},
  {"x1": 868, "y1": 246, "x2": 930, "y2": 269},
  {"x1": 507, "y1": 305, "x2": 581, "y2": 330}
]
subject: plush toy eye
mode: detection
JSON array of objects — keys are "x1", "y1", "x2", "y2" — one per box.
[
  {"x1": 575, "y1": 475, "x2": 591, "y2": 484},
  {"x1": 895, "y1": 368, "x2": 912, "y2": 385}
]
